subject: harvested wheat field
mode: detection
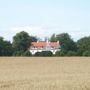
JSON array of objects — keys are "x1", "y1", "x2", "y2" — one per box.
[{"x1": 0, "y1": 57, "x2": 90, "y2": 90}]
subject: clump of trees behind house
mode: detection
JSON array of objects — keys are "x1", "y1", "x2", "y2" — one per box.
[
  {"x1": 12, "y1": 31, "x2": 37, "y2": 56},
  {"x1": 0, "y1": 37, "x2": 13, "y2": 56},
  {"x1": 0, "y1": 31, "x2": 90, "y2": 56}
]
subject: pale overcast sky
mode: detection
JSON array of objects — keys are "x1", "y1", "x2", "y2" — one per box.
[{"x1": 0, "y1": 0, "x2": 90, "y2": 41}]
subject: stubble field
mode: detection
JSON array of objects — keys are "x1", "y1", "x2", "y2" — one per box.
[{"x1": 0, "y1": 57, "x2": 90, "y2": 90}]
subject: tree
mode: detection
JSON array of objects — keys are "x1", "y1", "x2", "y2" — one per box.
[
  {"x1": 82, "y1": 51, "x2": 90, "y2": 56},
  {"x1": 12, "y1": 31, "x2": 37, "y2": 56},
  {"x1": 0, "y1": 37, "x2": 13, "y2": 56},
  {"x1": 56, "y1": 50, "x2": 70, "y2": 56},
  {"x1": 41, "y1": 51, "x2": 53, "y2": 56},
  {"x1": 13, "y1": 50, "x2": 31, "y2": 56},
  {"x1": 13, "y1": 50, "x2": 25, "y2": 56},
  {"x1": 34, "y1": 51, "x2": 53, "y2": 57},
  {"x1": 56, "y1": 33, "x2": 77, "y2": 55},
  {"x1": 34, "y1": 52, "x2": 42, "y2": 56},
  {"x1": 50, "y1": 34, "x2": 57, "y2": 42},
  {"x1": 55, "y1": 50, "x2": 65, "y2": 56},
  {"x1": 22, "y1": 50, "x2": 32, "y2": 56},
  {"x1": 77, "y1": 36, "x2": 90, "y2": 56},
  {"x1": 66, "y1": 51, "x2": 77, "y2": 56}
]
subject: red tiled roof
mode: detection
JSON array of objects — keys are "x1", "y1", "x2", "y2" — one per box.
[
  {"x1": 31, "y1": 42, "x2": 58, "y2": 48},
  {"x1": 32, "y1": 42, "x2": 47, "y2": 47}
]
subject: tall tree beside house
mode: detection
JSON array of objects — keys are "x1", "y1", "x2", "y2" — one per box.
[
  {"x1": 77, "y1": 36, "x2": 90, "y2": 56},
  {"x1": 12, "y1": 31, "x2": 37, "y2": 56},
  {"x1": 50, "y1": 34, "x2": 57, "y2": 42},
  {"x1": 56, "y1": 33, "x2": 77, "y2": 56},
  {"x1": 0, "y1": 37, "x2": 13, "y2": 56}
]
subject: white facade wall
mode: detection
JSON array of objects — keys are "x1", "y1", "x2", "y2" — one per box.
[{"x1": 29, "y1": 48, "x2": 60, "y2": 55}]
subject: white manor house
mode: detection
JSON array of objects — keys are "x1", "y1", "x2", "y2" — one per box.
[{"x1": 29, "y1": 40, "x2": 60, "y2": 55}]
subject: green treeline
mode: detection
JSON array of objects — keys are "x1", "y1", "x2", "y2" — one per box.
[{"x1": 0, "y1": 31, "x2": 90, "y2": 56}]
